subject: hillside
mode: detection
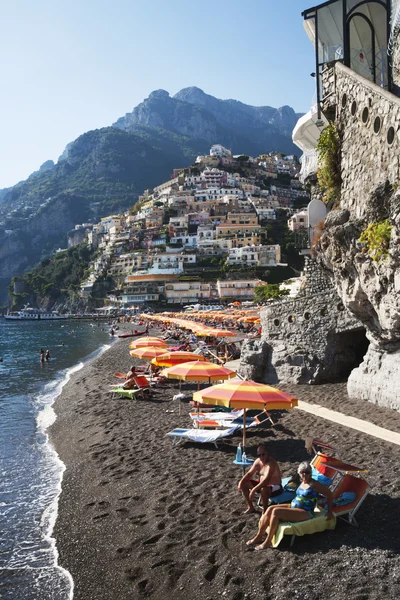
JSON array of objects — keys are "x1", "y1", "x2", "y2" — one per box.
[{"x1": 0, "y1": 88, "x2": 302, "y2": 302}]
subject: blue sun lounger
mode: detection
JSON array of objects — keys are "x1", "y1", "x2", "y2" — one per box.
[{"x1": 166, "y1": 426, "x2": 239, "y2": 448}]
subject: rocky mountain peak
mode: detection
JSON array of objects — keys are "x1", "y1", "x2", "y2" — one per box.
[{"x1": 148, "y1": 89, "x2": 170, "y2": 100}]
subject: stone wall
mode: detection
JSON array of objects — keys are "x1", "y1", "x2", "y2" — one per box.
[
  {"x1": 322, "y1": 62, "x2": 400, "y2": 218},
  {"x1": 316, "y1": 61, "x2": 400, "y2": 409},
  {"x1": 239, "y1": 258, "x2": 365, "y2": 385}
]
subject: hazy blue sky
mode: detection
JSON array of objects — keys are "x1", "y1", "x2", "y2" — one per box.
[{"x1": 0, "y1": 0, "x2": 316, "y2": 189}]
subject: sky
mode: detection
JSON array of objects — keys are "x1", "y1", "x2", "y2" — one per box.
[{"x1": 0, "y1": 0, "x2": 316, "y2": 189}]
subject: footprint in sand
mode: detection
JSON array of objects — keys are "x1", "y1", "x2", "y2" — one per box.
[
  {"x1": 93, "y1": 512, "x2": 109, "y2": 520},
  {"x1": 143, "y1": 533, "x2": 164, "y2": 545},
  {"x1": 124, "y1": 566, "x2": 142, "y2": 581},
  {"x1": 204, "y1": 564, "x2": 219, "y2": 582},
  {"x1": 115, "y1": 546, "x2": 132, "y2": 558}
]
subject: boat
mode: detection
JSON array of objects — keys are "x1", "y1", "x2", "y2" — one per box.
[
  {"x1": 4, "y1": 305, "x2": 69, "y2": 320},
  {"x1": 117, "y1": 330, "x2": 147, "y2": 338}
]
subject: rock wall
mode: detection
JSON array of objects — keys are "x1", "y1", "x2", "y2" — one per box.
[
  {"x1": 315, "y1": 62, "x2": 400, "y2": 408},
  {"x1": 239, "y1": 258, "x2": 366, "y2": 384},
  {"x1": 322, "y1": 62, "x2": 400, "y2": 218}
]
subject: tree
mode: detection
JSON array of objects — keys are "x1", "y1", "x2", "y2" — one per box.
[{"x1": 254, "y1": 284, "x2": 289, "y2": 303}]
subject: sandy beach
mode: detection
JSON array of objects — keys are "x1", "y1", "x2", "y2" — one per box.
[{"x1": 50, "y1": 334, "x2": 400, "y2": 600}]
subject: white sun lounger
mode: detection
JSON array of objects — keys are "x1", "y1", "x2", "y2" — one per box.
[
  {"x1": 166, "y1": 426, "x2": 239, "y2": 448},
  {"x1": 189, "y1": 409, "x2": 244, "y2": 422}
]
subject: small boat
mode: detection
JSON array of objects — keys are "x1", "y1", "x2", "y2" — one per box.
[
  {"x1": 4, "y1": 305, "x2": 68, "y2": 320},
  {"x1": 117, "y1": 330, "x2": 147, "y2": 339}
]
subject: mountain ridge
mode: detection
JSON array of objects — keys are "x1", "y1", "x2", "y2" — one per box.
[{"x1": 0, "y1": 87, "x2": 302, "y2": 301}]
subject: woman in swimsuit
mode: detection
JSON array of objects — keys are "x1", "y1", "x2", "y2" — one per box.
[{"x1": 246, "y1": 461, "x2": 334, "y2": 550}]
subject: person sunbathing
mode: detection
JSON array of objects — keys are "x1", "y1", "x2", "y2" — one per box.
[
  {"x1": 123, "y1": 366, "x2": 137, "y2": 389},
  {"x1": 246, "y1": 461, "x2": 334, "y2": 550},
  {"x1": 238, "y1": 445, "x2": 282, "y2": 513}
]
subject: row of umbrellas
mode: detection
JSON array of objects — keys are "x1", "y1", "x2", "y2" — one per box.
[
  {"x1": 138, "y1": 315, "x2": 238, "y2": 338},
  {"x1": 127, "y1": 336, "x2": 298, "y2": 450}
]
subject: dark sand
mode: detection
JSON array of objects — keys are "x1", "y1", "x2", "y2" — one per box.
[{"x1": 51, "y1": 334, "x2": 400, "y2": 600}]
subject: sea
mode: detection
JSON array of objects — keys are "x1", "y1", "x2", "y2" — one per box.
[{"x1": 0, "y1": 318, "x2": 112, "y2": 600}]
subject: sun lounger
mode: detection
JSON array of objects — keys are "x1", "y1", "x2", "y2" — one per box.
[
  {"x1": 272, "y1": 507, "x2": 336, "y2": 548},
  {"x1": 192, "y1": 416, "x2": 261, "y2": 429},
  {"x1": 331, "y1": 473, "x2": 369, "y2": 525},
  {"x1": 267, "y1": 476, "x2": 297, "y2": 505},
  {"x1": 189, "y1": 409, "x2": 244, "y2": 421},
  {"x1": 166, "y1": 426, "x2": 239, "y2": 448},
  {"x1": 310, "y1": 453, "x2": 369, "y2": 525},
  {"x1": 111, "y1": 387, "x2": 142, "y2": 400}
]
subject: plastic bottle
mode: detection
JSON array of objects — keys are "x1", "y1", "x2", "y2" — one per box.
[
  {"x1": 236, "y1": 443, "x2": 242, "y2": 462},
  {"x1": 242, "y1": 451, "x2": 247, "y2": 464}
]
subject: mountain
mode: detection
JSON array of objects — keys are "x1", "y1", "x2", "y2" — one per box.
[
  {"x1": 114, "y1": 87, "x2": 301, "y2": 156},
  {"x1": 0, "y1": 87, "x2": 302, "y2": 302}
]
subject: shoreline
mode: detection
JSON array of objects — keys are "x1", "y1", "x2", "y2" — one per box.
[{"x1": 50, "y1": 336, "x2": 400, "y2": 600}]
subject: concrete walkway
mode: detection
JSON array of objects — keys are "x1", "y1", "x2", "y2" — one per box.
[
  {"x1": 297, "y1": 400, "x2": 400, "y2": 447},
  {"x1": 223, "y1": 360, "x2": 400, "y2": 446}
]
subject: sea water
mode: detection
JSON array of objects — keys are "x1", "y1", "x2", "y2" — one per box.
[{"x1": 0, "y1": 318, "x2": 112, "y2": 599}]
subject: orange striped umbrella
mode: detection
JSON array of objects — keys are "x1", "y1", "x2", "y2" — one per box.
[
  {"x1": 129, "y1": 347, "x2": 169, "y2": 360},
  {"x1": 151, "y1": 351, "x2": 206, "y2": 367},
  {"x1": 193, "y1": 379, "x2": 297, "y2": 448},
  {"x1": 206, "y1": 329, "x2": 237, "y2": 338},
  {"x1": 130, "y1": 338, "x2": 168, "y2": 349},
  {"x1": 129, "y1": 337, "x2": 164, "y2": 349},
  {"x1": 161, "y1": 361, "x2": 236, "y2": 382}
]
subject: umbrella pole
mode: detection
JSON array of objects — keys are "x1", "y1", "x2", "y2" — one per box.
[{"x1": 243, "y1": 408, "x2": 247, "y2": 452}]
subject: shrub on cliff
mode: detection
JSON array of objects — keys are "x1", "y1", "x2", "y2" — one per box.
[
  {"x1": 316, "y1": 123, "x2": 341, "y2": 206},
  {"x1": 359, "y1": 219, "x2": 392, "y2": 262}
]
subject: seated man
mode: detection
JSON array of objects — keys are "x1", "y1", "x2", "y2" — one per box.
[{"x1": 237, "y1": 445, "x2": 282, "y2": 513}]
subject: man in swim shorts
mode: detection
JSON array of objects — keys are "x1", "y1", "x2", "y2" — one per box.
[{"x1": 237, "y1": 445, "x2": 282, "y2": 513}]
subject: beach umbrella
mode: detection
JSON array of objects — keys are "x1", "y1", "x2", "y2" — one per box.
[
  {"x1": 205, "y1": 329, "x2": 237, "y2": 338},
  {"x1": 193, "y1": 379, "x2": 298, "y2": 449},
  {"x1": 151, "y1": 351, "x2": 206, "y2": 367},
  {"x1": 129, "y1": 347, "x2": 169, "y2": 360},
  {"x1": 129, "y1": 336, "x2": 163, "y2": 348},
  {"x1": 161, "y1": 361, "x2": 236, "y2": 383},
  {"x1": 130, "y1": 338, "x2": 168, "y2": 349}
]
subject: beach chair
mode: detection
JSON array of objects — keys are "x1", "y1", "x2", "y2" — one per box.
[
  {"x1": 310, "y1": 453, "x2": 369, "y2": 525},
  {"x1": 111, "y1": 387, "x2": 142, "y2": 400},
  {"x1": 331, "y1": 473, "x2": 369, "y2": 526},
  {"x1": 192, "y1": 415, "x2": 261, "y2": 430},
  {"x1": 189, "y1": 409, "x2": 244, "y2": 421},
  {"x1": 166, "y1": 426, "x2": 239, "y2": 448},
  {"x1": 272, "y1": 507, "x2": 337, "y2": 548}
]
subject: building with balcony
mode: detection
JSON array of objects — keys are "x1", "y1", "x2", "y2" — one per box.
[
  {"x1": 288, "y1": 210, "x2": 308, "y2": 232},
  {"x1": 164, "y1": 281, "x2": 213, "y2": 304},
  {"x1": 216, "y1": 279, "x2": 263, "y2": 300}
]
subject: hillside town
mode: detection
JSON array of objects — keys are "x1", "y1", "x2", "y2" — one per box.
[{"x1": 71, "y1": 145, "x2": 309, "y2": 306}]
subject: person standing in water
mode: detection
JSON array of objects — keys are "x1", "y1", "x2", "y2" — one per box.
[
  {"x1": 40, "y1": 349, "x2": 45, "y2": 363},
  {"x1": 45, "y1": 350, "x2": 50, "y2": 361}
]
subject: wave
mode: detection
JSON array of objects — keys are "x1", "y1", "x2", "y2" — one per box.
[{"x1": 3, "y1": 341, "x2": 113, "y2": 600}]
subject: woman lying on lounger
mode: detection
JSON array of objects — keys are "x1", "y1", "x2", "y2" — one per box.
[{"x1": 246, "y1": 461, "x2": 334, "y2": 550}]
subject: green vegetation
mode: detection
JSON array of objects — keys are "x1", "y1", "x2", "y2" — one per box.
[
  {"x1": 359, "y1": 219, "x2": 392, "y2": 262},
  {"x1": 263, "y1": 209, "x2": 304, "y2": 272},
  {"x1": 254, "y1": 283, "x2": 290, "y2": 303},
  {"x1": 316, "y1": 123, "x2": 341, "y2": 206},
  {"x1": 9, "y1": 245, "x2": 94, "y2": 309}
]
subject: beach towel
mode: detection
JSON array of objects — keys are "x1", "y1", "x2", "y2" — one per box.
[{"x1": 271, "y1": 507, "x2": 336, "y2": 548}]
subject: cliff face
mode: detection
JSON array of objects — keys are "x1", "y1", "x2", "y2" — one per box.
[
  {"x1": 314, "y1": 63, "x2": 400, "y2": 409},
  {"x1": 114, "y1": 87, "x2": 301, "y2": 155}
]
